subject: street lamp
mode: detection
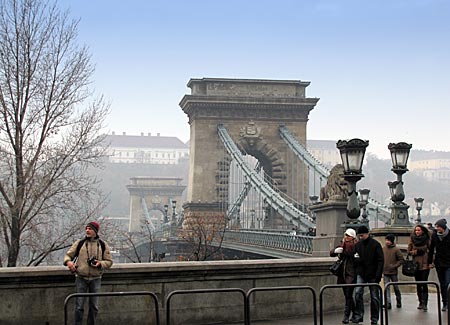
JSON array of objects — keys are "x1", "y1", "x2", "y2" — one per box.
[
  {"x1": 414, "y1": 197, "x2": 424, "y2": 224},
  {"x1": 358, "y1": 189, "x2": 370, "y2": 225},
  {"x1": 250, "y1": 209, "x2": 256, "y2": 229},
  {"x1": 171, "y1": 200, "x2": 177, "y2": 223},
  {"x1": 163, "y1": 204, "x2": 169, "y2": 223},
  {"x1": 336, "y1": 138, "x2": 369, "y2": 222},
  {"x1": 308, "y1": 195, "x2": 319, "y2": 221},
  {"x1": 388, "y1": 142, "x2": 412, "y2": 226}
]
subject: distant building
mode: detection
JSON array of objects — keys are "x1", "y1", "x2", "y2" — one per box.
[
  {"x1": 409, "y1": 158, "x2": 450, "y2": 183},
  {"x1": 307, "y1": 140, "x2": 341, "y2": 168},
  {"x1": 104, "y1": 132, "x2": 189, "y2": 164}
]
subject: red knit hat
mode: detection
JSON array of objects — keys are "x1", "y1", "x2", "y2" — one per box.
[{"x1": 86, "y1": 221, "x2": 100, "y2": 234}]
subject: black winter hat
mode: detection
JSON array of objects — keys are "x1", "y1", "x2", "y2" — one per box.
[
  {"x1": 357, "y1": 225, "x2": 369, "y2": 234},
  {"x1": 385, "y1": 233, "x2": 395, "y2": 243},
  {"x1": 435, "y1": 218, "x2": 447, "y2": 229}
]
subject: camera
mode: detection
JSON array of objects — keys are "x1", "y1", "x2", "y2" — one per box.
[{"x1": 87, "y1": 257, "x2": 98, "y2": 267}]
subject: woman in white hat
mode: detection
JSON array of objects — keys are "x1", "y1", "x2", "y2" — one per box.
[{"x1": 330, "y1": 228, "x2": 358, "y2": 324}]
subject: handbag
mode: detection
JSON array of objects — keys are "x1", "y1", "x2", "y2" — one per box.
[
  {"x1": 402, "y1": 254, "x2": 418, "y2": 277},
  {"x1": 329, "y1": 258, "x2": 343, "y2": 276}
]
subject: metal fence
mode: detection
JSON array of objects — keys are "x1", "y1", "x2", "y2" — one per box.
[
  {"x1": 63, "y1": 280, "x2": 447, "y2": 325},
  {"x1": 63, "y1": 291, "x2": 160, "y2": 325}
]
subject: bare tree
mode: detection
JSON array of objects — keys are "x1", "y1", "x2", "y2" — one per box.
[
  {"x1": 180, "y1": 213, "x2": 227, "y2": 261},
  {"x1": 0, "y1": 0, "x2": 109, "y2": 266}
]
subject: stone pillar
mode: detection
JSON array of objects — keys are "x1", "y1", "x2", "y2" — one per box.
[{"x1": 310, "y1": 200, "x2": 348, "y2": 257}]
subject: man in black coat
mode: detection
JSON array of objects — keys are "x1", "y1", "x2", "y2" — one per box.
[
  {"x1": 429, "y1": 218, "x2": 450, "y2": 312},
  {"x1": 351, "y1": 226, "x2": 384, "y2": 325}
]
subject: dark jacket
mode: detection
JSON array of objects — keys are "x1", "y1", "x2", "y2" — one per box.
[
  {"x1": 407, "y1": 234, "x2": 430, "y2": 271},
  {"x1": 428, "y1": 230, "x2": 450, "y2": 268},
  {"x1": 330, "y1": 240, "x2": 356, "y2": 285},
  {"x1": 354, "y1": 236, "x2": 384, "y2": 282},
  {"x1": 383, "y1": 243, "x2": 404, "y2": 275}
]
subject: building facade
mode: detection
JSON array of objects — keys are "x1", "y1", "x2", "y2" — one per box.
[{"x1": 104, "y1": 132, "x2": 189, "y2": 164}]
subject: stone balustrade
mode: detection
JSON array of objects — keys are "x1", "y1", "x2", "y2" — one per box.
[{"x1": 0, "y1": 258, "x2": 338, "y2": 325}]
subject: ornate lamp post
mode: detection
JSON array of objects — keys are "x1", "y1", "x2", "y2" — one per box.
[
  {"x1": 336, "y1": 138, "x2": 369, "y2": 224},
  {"x1": 250, "y1": 209, "x2": 256, "y2": 229},
  {"x1": 171, "y1": 200, "x2": 177, "y2": 223},
  {"x1": 388, "y1": 142, "x2": 412, "y2": 226},
  {"x1": 309, "y1": 195, "x2": 319, "y2": 221},
  {"x1": 358, "y1": 189, "x2": 370, "y2": 226},
  {"x1": 414, "y1": 197, "x2": 424, "y2": 224},
  {"x1": 163, "y1": 204, "x2": 169, "y2": 223}
]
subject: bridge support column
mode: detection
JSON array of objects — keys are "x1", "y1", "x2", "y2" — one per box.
[{"x1": 310, "y1": 201, "x2": 348, "y2": 257}]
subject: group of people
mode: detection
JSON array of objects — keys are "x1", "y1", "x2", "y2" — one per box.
[{"x1": 330, "y1": 218, "x2": 450, "y2": 325}]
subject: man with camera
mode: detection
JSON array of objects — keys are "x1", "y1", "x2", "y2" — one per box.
[{"x1": 64, "y1": 221, "x2": 113, "y2": 325}]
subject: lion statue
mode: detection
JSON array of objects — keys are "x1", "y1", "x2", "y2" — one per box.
[{"x1": 320, "y1": 164, "x2": 348, "y2": 202}]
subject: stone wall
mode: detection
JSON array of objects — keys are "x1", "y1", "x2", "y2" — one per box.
[{"x1": 0, "y1": 258, "x2": 339, "y2": 325}]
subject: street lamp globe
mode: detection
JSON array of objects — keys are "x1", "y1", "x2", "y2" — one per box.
[
  {"x1": 337, "y1": 138, "x2": 369, "y2": 175},
  {"x1": 388, "y1": 142, "x2": 412, "y2": 171}
]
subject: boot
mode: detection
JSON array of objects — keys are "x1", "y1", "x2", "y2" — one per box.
[
  {"x1": 342, "y1": 303, "x2": 351, "y2": 324},
  {"x1": 422, "y1": 294, "x2": 428, "y2": 312},
  {"x1": 417, "y1": 292, "x2": 423, "y2": 309},
  {"x1": 396, "y1": 296, "x2": 402, "y2": 308}
]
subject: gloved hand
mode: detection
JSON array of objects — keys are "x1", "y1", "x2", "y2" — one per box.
[{"x1": 334, "y1": 247, "x2": 344, "y2": 254}]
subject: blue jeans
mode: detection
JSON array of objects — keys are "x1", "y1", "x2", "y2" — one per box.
[
  {"x1": 75, "y1": 277, "x2": 102, "y2": 325},
  {"x1": 383, "y1": 274, "x2": 401, "y2": 305},
  {"x1": 436, "y1": 267, "x2": 450, "y2": 306},
  {"x1": 354, "y1": 275, "x2": 381, "y2": 323}
]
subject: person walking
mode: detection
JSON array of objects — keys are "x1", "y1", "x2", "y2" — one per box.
[
  {"x1": 64, "y1": 221, "x2": 113, "y2": 325},
  {"x1": 383, "y1": 233, "x2": 404, "y2": 309},
  {"x1": 351, "y1": 226, "x2": 384, "y2": 325},
  {"x1": 407, "y1": 224, "x2": 431, "y2": 311},
  {"x1": 428, "y1": 218, "x2": 450, "y2": 312},
  {"x1": 330, "y1": 228, "x2": 358, "y2": 324}
]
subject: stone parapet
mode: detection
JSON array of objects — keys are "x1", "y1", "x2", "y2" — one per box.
[{"x1": 0, "y1": 258, "x2": 339, "y2": 325}]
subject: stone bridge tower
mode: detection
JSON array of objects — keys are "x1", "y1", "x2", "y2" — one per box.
[
  {"x1": 179, "y1": 78, "x2": 319, "y2": 226},
  {"x1": 127, "y1": 177, "x2": 185, "y2": 232}
]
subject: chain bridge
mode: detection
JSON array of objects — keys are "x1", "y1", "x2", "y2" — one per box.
[{"x1": 132, "y1": 78, "x2": 392, "y2": 258}]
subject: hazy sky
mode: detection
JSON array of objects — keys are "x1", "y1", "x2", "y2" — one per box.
[{"x1": 60, "y1": 0, "x2": 450, "y2": 159}]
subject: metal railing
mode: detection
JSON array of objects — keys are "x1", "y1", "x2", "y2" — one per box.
[
  {"x1": 247, "y1": 286, "x2": 316, "y2": 325},
  {"x1": 63, "y1": 291, "x2": 160, "y2": 325},
  {"x1": 384, "y1": 281, "x2": 442, "y2": 325},
  {"x1": 165, "y1": 288, "x2": 247, "y2": 325},
  {"x1": 319, "y1": 283, "x2": 384, "y2": 325},
  {"x1": 224, "y1": 229, "x2": 313, "y2": 254}
]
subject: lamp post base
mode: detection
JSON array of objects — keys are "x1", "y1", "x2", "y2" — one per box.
[{"x1": 390, "y1": 203, "x2": 411, "y2": 227}]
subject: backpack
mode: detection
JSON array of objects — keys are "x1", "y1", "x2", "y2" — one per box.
[{"x1": 73, "y1": 238, "x2": 106, "y2": 262}]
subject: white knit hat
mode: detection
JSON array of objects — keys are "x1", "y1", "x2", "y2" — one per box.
[{"x1": 344, "y1": 228, "x2": 357, "y2": 239}]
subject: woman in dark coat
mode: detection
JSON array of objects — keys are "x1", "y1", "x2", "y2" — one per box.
[
  {"x1": 407, "y1": 224, "x2": 431, "y2": 311},
  {"x1": 330, "y1": 228, "x2": 357, "y2": 324}
]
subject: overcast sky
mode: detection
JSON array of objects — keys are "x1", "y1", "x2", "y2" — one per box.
[{"x1": 60, "y1": 0, "x2": 450, "y2": 159}]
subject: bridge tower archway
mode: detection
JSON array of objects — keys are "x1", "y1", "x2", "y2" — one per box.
[{"x1": 179, "y1": 78, "x2": 319, "y2": 228}]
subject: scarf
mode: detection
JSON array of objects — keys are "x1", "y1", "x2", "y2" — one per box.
[
  {"x1": 437, "y1": 227, "x2": 449, "y2": 241},
  {"x1": 411, "y1": 231, "x2": 428, "y2": 247}
]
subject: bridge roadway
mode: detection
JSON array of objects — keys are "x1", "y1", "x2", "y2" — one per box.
[{"x1": 221, "y1": 293, "x2": 443, "y2": 325}]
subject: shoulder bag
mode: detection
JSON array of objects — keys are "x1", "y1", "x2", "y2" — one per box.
[
  {"x1": 402, "y1": 254, "x2": 418, "y2": 277},
  {"x1": 329, "y1": 258, "x2": 344, "y2": 276}
]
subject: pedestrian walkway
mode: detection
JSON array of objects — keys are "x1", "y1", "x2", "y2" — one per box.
[{"x1": 223, "y1": 293, "x2": 445, "y2": 325}]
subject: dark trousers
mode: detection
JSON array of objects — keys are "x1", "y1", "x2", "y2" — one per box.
[
  {"x1": 383, "y1": 274, "x2": 401, "y2": 305},
  {"x1": 436, "y1": 267, "x2": 450, "y2": 306},
  {"x1": 343, "y1": 286, "x2": 355, "y2": 316},
  {"x1": 75, "y1": 277, "x2": 102, "y2": 325},
  {"x1": 413, "y1": 269, "x2": 430, "y2": 304},
  {"x1": 354, "y1": 275, "x2": 381, "y2": 323}
]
